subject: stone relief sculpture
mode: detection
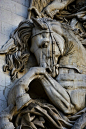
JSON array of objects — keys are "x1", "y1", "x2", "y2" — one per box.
[{"x1": 0, "y1": 0, "x2": 86, "y2": 129}]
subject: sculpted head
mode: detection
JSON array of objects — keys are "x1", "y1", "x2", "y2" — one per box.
[
  {"x1": 30, "y1": 18, "x2": 65, "y2": 76},
  {"x1": 1, "y1": 18, "x2": 65, "y2": 78}
]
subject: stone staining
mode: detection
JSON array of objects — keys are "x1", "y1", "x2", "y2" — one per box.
[{"x1": 0, "y1": 0, "x2": 86, "y2": 129}]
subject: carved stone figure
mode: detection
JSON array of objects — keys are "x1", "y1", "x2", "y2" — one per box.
[{"x1": 0, "y1": 0, "x2": 86, "y2": 129}]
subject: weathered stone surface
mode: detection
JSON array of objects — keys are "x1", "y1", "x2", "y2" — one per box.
[
  {"x1": 0, "y1": 33, "x2": 10, "y2": 47},
  {"x1": 12, "y1": 0, "x2": 30, "y2": 7},
  {"x1": 0, "y1": 0, "x2": 30, "y2": 113},
  {"x1": 0, "y1": 86, "x2": 7, "y2": 101},
  {"x1": 0, "y1": 0, "x2": 28, "y2": 18},
  {"x1": 0, "y1": 99, "x2": 7, "y2": 112},
  {"x1": 0, "y1": 72, "x2": 6, "y2": 87},
  {"x1": 0, "y1": 0, "x2": 86, "y2": 129}
]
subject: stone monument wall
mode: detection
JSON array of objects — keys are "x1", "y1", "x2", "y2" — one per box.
[
  {"x1": 0, "y1": 0, "x2": 30, "y2": 112},
  {"x1": 0, "y1": 1, "x2": 86, "y2": 128}
]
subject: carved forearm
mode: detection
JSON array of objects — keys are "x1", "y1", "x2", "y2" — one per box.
[
  {"x1": 45, "y1": 0, "x2": 75, "y2": 12},
  {"x1": 8, "y1": 67, "x2": 46, "y2": 110},
  {"x1": 43, "y1": 0, "x2": 75, "y2": 18},
  {"x1": 41, "y1": 74, "x2": 76, "y2": 114}
]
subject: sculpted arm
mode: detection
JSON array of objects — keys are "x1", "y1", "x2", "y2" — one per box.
[
  {"x1": 47, "y1": 0, "x2": 75, "y2": 10},
  {"x1": 43, "y1": 0, "x2": 75, "y2": 18}
]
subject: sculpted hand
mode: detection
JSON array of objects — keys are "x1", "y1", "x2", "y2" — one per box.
[
  {"x1": 43, "y1": 7, "x2": 59, "y2": 18},
  {"x1": 42, "y1": 0, "x2": 75, "y2": 18}
]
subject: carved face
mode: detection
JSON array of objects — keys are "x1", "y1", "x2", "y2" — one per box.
[
  {"x1": 30, "y1": 18, "x2": 65, "y2": 77},
  {"x1": 30, "y1": 27, "x2": 51, "y2": 68},
  {"x1": 30, "y1": 26, "x2": 64, "y2": 77}
]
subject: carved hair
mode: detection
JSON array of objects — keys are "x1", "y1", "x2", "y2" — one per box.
[
  {"x1": 3, "y1": 20, "x2": 34, "y2": 79},
  {"x1": 3, "y1": 18, "x2": 64, "y2": 79}
]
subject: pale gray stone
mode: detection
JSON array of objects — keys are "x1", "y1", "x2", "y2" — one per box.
[
  {"x1": 15, "y1": 2, "x2": 28, "y2": 18},
  {"x1": 11, "y1": 13, "x2": 25, "y2": 26},
  {"x1": 0, "y1": 100, "x2": 7, "y2": 113},
  {"x1": 1, "y1": 22, "x2": 13, "y2": 36},
  {"x1": 0, "y1": 33, "x2": 9, "y2": 46},
  {"x1": 0, "y1": 8, "x2": 25, "y2": 27},
  {"x1": 12, "y1": 0, "x2": 30, "y2": 7},
  {"x1": 0, "y1": 72, "x2": 6, "y2": 86},
  {"x1": 0, "y1": 8, "x2": 12, "y2": 24},
  {"x1": 0, "y1": 0, "x2": 28, "y2": 18},
  {"x1": 0, "y1": 59, "x2": 5, "y2": 73},
  {"x1": 0, "y1": 0, "x2": 86, "y2": 129},
  {"x1": 5, "y1": 75, "x2": 11, "y2": 87},
  {"x1": 3, "y1": 87, "x2": 11, "y2": 101},
  {"x1": 0, "y1": 0, "x2": 16, "y2": 14},
  {"x1": 0, "y1": 86, "x2": 7, "y2": 101}
]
